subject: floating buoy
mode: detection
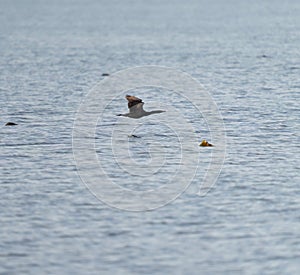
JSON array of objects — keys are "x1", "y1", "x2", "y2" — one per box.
[{"x1": 199, "y1": 139, "x2": 213, "y2": 147}]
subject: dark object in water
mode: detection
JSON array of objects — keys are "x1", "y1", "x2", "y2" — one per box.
[
  {"x1": 5, "y1": 122, "x2": 18, "y2": 126},
  {"x1": 128, "y1": 134, "x2": 141, "y2": 138},
  {"x1": 258, "y1": 54, "x2": 270, "y2": 59},
  {"x1": 102, "y1": 73, "x2": 110, "y2": 76}
]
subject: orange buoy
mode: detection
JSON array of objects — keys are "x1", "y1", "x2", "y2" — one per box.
[{"x1": 199, "y1": 139, "x2": 213, "y2": 147}]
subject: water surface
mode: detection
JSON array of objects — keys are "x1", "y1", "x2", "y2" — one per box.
[{"x1": 1, "y1": 0, "x2": 300, "y2": 274}]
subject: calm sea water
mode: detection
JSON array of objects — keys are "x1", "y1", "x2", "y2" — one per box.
[{"x1": 1, "y1": 0, "x2": 300, "y2": 274}]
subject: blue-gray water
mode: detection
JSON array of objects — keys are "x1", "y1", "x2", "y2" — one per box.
[{"x1": 1, "y1": 0, "x2": 300, "y2": 274}]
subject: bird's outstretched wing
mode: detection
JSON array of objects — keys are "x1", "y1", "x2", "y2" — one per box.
[{"x1": 126, "y1": 95, "x2": 143, "y2": 109}]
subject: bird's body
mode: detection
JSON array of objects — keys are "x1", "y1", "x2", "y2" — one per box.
[{"x1": 117, "y1": 95, "x2": 165, "y2": 119}]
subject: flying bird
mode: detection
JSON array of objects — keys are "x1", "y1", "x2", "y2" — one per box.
[{"x1": 117, "y1": 95, "x2": 165, "y2": 119}]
